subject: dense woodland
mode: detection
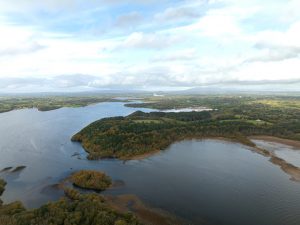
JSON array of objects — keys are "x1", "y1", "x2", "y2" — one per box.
[
  {"x1": 71, "y1": 170, "x2": 112, "y2": 191},
  {"x1": 73, "y1": 96, "x2": 300, "y2": 159},
  {"x1": 0, "y1": 176, "x2": 141, "y2": 225}
]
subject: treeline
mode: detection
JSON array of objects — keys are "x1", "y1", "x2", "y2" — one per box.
[{"x1": 129, "y1": 110, "x2": 212, "y2": 122}]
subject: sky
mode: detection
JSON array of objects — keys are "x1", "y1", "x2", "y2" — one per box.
[{"x1": 0, "y1": 0, "x2": 300, "y2": 92}]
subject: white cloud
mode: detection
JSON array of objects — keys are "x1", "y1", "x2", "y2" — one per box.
[
  {"x1": 0, "y1": 0, "x2": 299, "y2": 92},
  {"x1": 118, "y1": 32, "x2": 182, "y2": 49},
  {"x1": 248, "y1": 21, "x2": 300, "y2": 47},
  {"x1": 155, "y1": 5, "x2": 202, "y2": 22},
  {"x1": 114, "y1": 12, "x2": 143, "y2": 28},
  {"x1": 245, "y1": 44, "x2": 300, "y2": 63},
  {"x1": 232, "y1": 59, "x2": 300, "y2": 82},
  {"x1": 0, "y1": 42, "x2": 45, "y2": 57},
  {"x1": 152, "y1": 49, "x2": 197, "y2": 61},
  {"x1": 0, "y1": 0, "x2": 162, "y2": 13}
]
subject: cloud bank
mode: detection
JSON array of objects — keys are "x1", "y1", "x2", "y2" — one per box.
[{"x1": 0, "y1": 0, "x2": 299, "y2": 92}]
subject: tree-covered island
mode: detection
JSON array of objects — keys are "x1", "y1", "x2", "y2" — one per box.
[
  {"x1": 70, "y1": 170, "x2": 112, "y2": 191},
  {"x1": 0, "y1": 173, "x2": 142, "y2": 225}
]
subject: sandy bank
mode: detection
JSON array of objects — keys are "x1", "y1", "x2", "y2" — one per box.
[
  {"x1": 250, "y1": 135, "x2": 300, "y2": 149},
  {"x1": 248, "y1": 136, "x2": 300, "y2": 182}
]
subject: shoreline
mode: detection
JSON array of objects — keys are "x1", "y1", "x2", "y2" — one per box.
[
  {"x1": 253, "y1": 146, "x2": 300, "y2": 182},
  {"x1": 119, "y1": 137, "x2": 243, "y2": 160},
  {"x1": 123, "y1": 136, "x2": 300, "y2": 183},
  {"x1": 121, "y1": 136, "x2": 300, "y2": 161},
  {"x1": 76, "y1": 132, "x2": 300, "y2": 183},
  {"x1": 0, "y1": 99, "x2": 130, "y2": 114},
  {"x1": 120, "y1": 149, "x2": 162, "y2": 160},
  {"x1": 249, "y1": 135, "x2": 300, "y2": 149},
  {"x1": 248, "y1": 136, "x2": 300, "y2": 182},
  {"x1": 76, "y1": 135, "x2": 256, "y2": 161}
]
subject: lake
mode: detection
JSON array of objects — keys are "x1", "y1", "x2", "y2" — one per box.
[{"x1": 1, "y1": 102, "x2": 300, "y2": 225}]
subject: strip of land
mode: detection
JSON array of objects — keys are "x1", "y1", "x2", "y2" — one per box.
[
  {"x1": 0, "y1": 96, "x2": 130, "y2": 113},
  {"x1": 248, "y1": 135, "x2": 300, "y2": 182},
  {"x1": 250, "y1": 135, "x2": 300, "y2": 149}
]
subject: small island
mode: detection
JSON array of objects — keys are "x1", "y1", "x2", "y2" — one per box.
[{"x1": 70, "y1": 170, "x2": 112, "y2": 191}]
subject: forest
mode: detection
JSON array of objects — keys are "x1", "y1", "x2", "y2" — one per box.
[
  {"x1": 70, "y1": 170, "x2": 112, "y2": 191},
  {"x1": 72, "y1": 95, "x2": 300, "y2": 159},
  {"x1": 0, "y1": 175, "x2": 141, "y2": 225}
]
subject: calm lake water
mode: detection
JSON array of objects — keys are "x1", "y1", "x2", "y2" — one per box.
[{"x1": 1, "y1": 102, "x2": 300, "y2": 225}]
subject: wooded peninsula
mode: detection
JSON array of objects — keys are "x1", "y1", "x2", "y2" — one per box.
[{"x1": 72, "y1": 95, "x2": 300, "y2": 159}]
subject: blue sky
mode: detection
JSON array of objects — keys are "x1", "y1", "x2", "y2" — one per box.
[{"x1": 0, "y1": 0, "x2": 299, "y2": 92}]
